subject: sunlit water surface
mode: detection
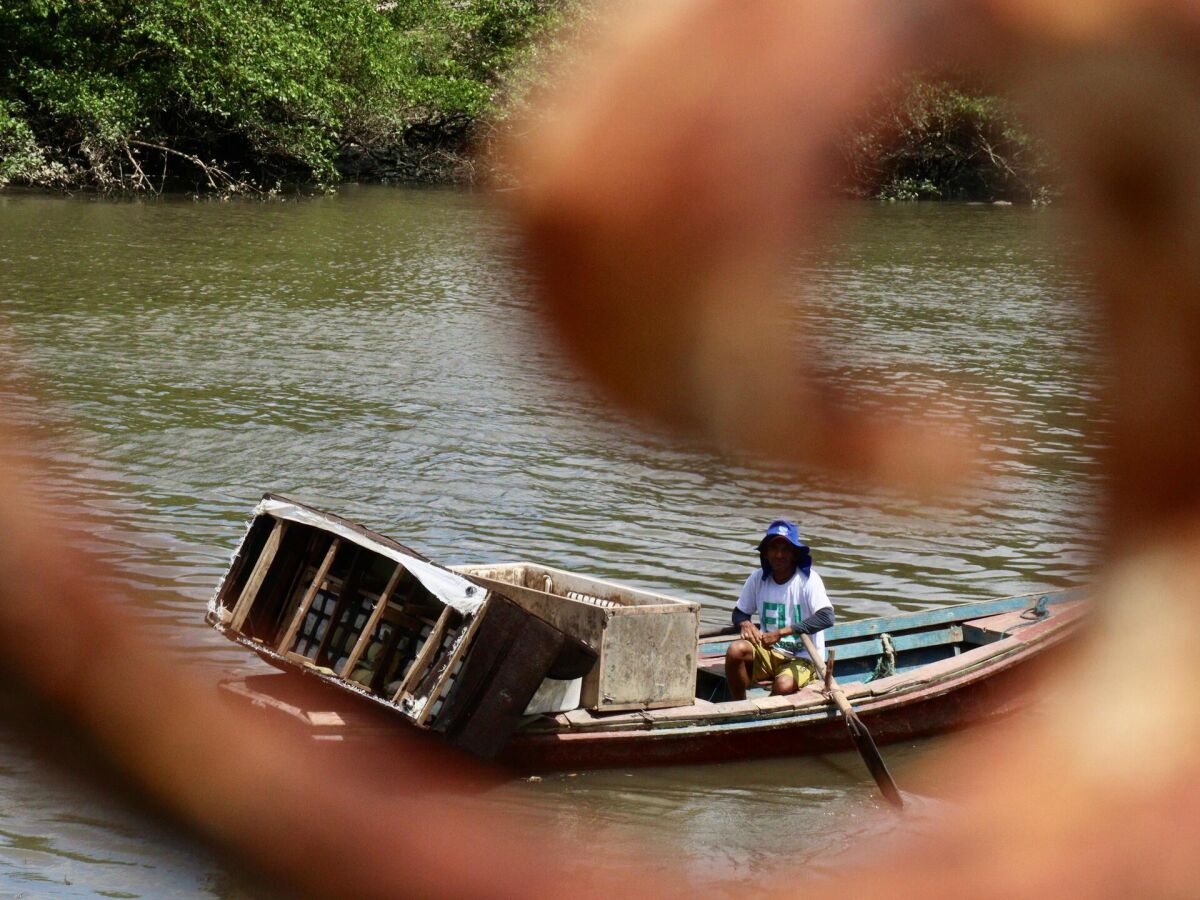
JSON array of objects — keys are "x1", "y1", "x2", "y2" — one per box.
[{"x1": 0, "y1": 187, "x2": 1101, "y2": 896}]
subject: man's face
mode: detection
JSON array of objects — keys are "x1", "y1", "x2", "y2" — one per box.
[{"x1": 764, "y1": 536, "x2": 797, "y2": 579}]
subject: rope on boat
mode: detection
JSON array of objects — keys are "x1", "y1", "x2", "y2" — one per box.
[
  {"x1": 867, "y1": 632, "x2": 896, "y2": 682},
  {"x1": 1020, "y1": 595, "x2": 1051, "y2": 620},
  {"x1": 1002, "y1": 595, "x2": 1053, "y2": 637}
]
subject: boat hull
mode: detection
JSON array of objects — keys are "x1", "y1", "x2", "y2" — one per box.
[{"x1": 500, "y1": 608, "x2": 1080, "y2": 771}]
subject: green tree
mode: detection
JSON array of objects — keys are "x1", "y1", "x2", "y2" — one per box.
[{"x1": 0, "y1": 0, "x2": 571, "y2": 191}]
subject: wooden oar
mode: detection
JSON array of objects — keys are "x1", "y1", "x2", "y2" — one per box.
[
  {"x1": 699, "y1": 623, "x2": 904, "y2": 808},
  {"x1": 798, "y1": 632, "x2": 904, "y2": 809}
]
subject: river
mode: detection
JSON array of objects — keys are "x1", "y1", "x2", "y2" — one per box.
[{"x1": 0, "y1": 186, "x2": 1101, "y2": 896}]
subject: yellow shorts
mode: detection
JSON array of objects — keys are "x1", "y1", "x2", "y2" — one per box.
[{"x1": 751, "y1": 645, "x2": 817, "y2": 687}]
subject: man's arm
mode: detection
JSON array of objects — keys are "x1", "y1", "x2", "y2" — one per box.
[
  {"x1": 760, "y1": 607, "x2": 835, "y2": 645},
  {"x1": 733, "y1": 579, "x2": 763, "y2": 644},
  {"x1": 794, "y1": 606, "x2": 835, "y2": 634}
]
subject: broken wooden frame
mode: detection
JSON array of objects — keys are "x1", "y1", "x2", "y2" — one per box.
[{"x1": 208, "y1": 494, "x2": 589, "y2": 758}]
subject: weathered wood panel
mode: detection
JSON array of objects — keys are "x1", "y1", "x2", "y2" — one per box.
[
  {"x1": 816, "y1": 625, "x2": 963, "y2": 662},
  {"x1": 414, "y1": 612, "x2": 483, "y2": 727},
  {"x1": 457, "y1": 564, "x2": 700, "y2": 711},
  {"x1": 313, "y1": 546, "x2": 364, "y2": 666},
  {"x1": 276, "y1": 537, "x2": 340, "y2": 653},
  {"x1": 597, "y1": 608, "x2": 700, "y2": 710},
  {"x1": 437, "y1": 596, "x2": 572, "y2": 758},
  {"x1": 229, "y1": 518, "x2": 286, "y2": 631},
  {"x1": 391, "y1": 605, "x2": 453, "y2": 704}
]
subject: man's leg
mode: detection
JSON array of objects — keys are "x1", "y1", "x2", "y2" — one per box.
[
  {"x1": 772, "y1": 659, "x2": 815, "y2": 696},
  {"x1": 724, "y1": 639, "x2": 756, "y2": 700}
]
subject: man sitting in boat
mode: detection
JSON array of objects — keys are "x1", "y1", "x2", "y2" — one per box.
[{"x1": 724, "y1": 520, "x2": 835, "y2": 700}]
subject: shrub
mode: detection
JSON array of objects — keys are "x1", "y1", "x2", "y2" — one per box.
[
  {"x1": 0, "y1": 103, "x2": 54, "y2": 185},
  {"x1": 843, "y1": 77, "x2": 1053, "y2": 202}
]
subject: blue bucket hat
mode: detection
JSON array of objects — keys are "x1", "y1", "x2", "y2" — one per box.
[{"x1": 757, "y1": 519, "x2": 812, "y2": 578}]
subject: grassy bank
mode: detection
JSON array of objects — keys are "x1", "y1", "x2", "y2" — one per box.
[{"x1": 0, "y1": 1, "x2": 1049, "y2": 200}]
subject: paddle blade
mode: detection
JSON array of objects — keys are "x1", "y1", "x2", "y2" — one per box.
[{"x1": 845, "y1": 710, "x2": 904, "y2": 809}]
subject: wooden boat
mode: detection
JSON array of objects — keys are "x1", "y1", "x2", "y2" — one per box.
[
  {"x1": 500, "y1": 588, "x2": 1086, "y2": 771},
  {"x1": 209, "y1": 495, "x2": 1087, "y2": 771}
]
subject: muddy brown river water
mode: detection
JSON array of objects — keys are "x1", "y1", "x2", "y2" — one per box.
[{"x1": 0, "y1": 186, "x2": 1101, "y2": 896}]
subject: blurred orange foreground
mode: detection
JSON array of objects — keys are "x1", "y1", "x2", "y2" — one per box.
[
  {"x1": 4, "y1": 0, "x2": 1200, "y2": 896},
  {"x1": 504, "y1": 0, "x2": 1200, "y2": 896}
]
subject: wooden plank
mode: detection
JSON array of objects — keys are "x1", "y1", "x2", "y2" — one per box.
[
  {"x1": 384, "y1": 607, "x2": 440, "y2": 633},
  {"x1": 827, "y1": 590, "x2": 1080, "y2": 643},
  {"x1": 314, "y1": 546, "x2": 364, "y2": 667},
  {"x1": 276, "y1": 537, "x2": 340, "y2": 653},
  {"x1": 751, "y1": 694, "x2": 796, "y2": 711},
  {"x1": 341, "y1": 563, "x2": 405, "y2": 676},
  {"x1": 229, "y1": 519, "x2": 287, "y2": 632},
  {"x1": 366, "y1": 608, "x2": 411, "y2": 695},
  {"x1": 645, "y1": 699, "x2": 716, "y2": 719},
  {"x1": 561, "y1": 707, "x2": 650, "y2": 729},
  {"x1": 363, "y1": 576, "x2": 426, "y2": 693},
  {"x1": 266, "y1": 529, "x2": 323, "y2": 639},
  {"x1": 391, "y1": 605, "x2": 453, "y2": 704},
  {"x1": 414, "y1": 611, "x2": 484, "y2": 726}
]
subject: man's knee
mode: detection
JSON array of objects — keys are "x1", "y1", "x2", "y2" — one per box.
[
  {"x1": 771, "y1": 674, "x2": 797, "y2": 695},
  {"x1": 726, "y1": 639, "x2": 754, "y2": 661}
]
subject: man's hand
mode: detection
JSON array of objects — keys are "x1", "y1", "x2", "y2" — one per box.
[
  {"x1": 738, "y1": 621, "x2": 763, "y2": 645},
  {"x1": 761, "y1": 630, "x2": 781, "y2": 647}
]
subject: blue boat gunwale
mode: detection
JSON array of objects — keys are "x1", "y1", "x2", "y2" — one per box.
[
  {"x1": 698, "y1": 588, "x2": 1084, "y2": 663},
  {"x1": 824, "y1": 588, "x2": 1084, "y2": 641}
]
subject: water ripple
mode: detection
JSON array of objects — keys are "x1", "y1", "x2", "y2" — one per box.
[{"x1": 0, "y1": 190, "x2": 1102, "y2": 889}]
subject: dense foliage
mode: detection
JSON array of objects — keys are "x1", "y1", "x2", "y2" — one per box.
[
  {"x1": 0, "y1": 0, "x2": 568, "y2": 191},
  {"x1": 1, "y1": 3, "x2": 1051, "y2": 199},
  {"x1": 842, "y1": 77, "x2": 1052, "y2": 203}
]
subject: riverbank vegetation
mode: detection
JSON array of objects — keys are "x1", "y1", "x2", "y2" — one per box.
[
  {"x1": 841, "y1": 77, "x2": 1053, "y2": 203},
  {"x1": 1, "y1": 0, "x2": 1049, "y2": 200},
  {"x1": 0, "y1": 0, "x2": 577, "y2": 193}
]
